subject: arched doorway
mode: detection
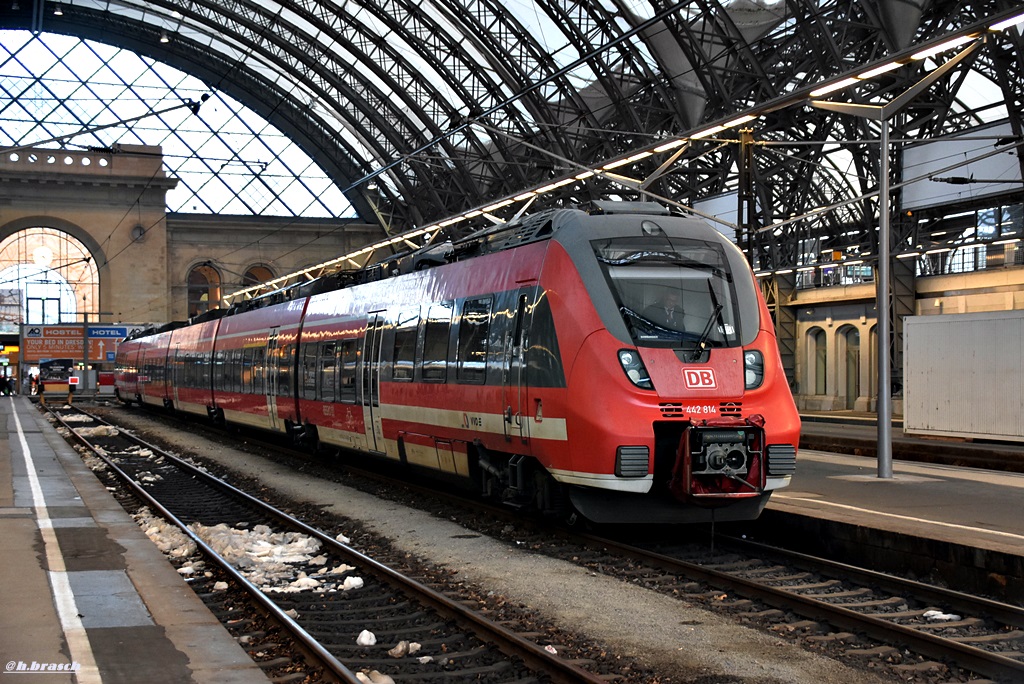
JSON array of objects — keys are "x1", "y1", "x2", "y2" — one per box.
[
  {"x1": 839, "y1": 326, "x2": 861, "y2": 410},
  {"x1": 0, "y1": 227, "x2": 99, "y2": 329},
  {"x1": 809, "y1": 327, "x2": 827, "y2": 396},
  {"x1": 187, "y1": 264, "x2": 222, "y2": 317}
]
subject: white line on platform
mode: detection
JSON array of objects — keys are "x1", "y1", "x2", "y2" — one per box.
[
  {"x1": 12, "y1": 400, "x2": 101, "y2": 684},
  {"x1": 773, "y1": 494, "x2": 1024, "y2": 542}
]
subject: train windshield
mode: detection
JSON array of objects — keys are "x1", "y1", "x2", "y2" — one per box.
[{"x1": 593, "y1": 236, "x2": 742, "y2": 350}]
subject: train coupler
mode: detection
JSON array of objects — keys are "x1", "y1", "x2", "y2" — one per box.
[{"x1": 669, "y1": 415, "x2": 766, "y2": 502}]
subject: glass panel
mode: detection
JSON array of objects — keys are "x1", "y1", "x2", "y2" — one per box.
[
  {"x1": 457, "y1": 297, "x2": 491, "y2": 384},
  {"x1": 392, "y1": 310, "x2": 418, "y2": 381},
  {"x1": 422, "y1": 302, "x2": 452, "y2": 382},
  {"x1": 0, "y1": 31, "x2": 353, "y2": 219},
  {"x1": 301, "y1": 344, "x2": 317, "y2": 400},
  {"x1": 339, "y1": 339, "x2": 358, "y2": 404},
  {"x1": 593, "y1": 237, "x2": 741, "y2": 350},
  {"x1": 320, "y1": 342, "x2": 337, "y2": 402}
]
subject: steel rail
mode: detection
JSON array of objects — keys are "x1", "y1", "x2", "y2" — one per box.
[
  {"x1": 48, "y1": 405, "x2": 362, "y2": 684},
  {"x1": 53, "y1": 404, "x2": 609, "y2": 684},
  {"x1": 729, "y1": 537, "x2": 1024, "y2": 628},
  {"x1": 577, "y1": 532, "x2": 1024, "y2": 682}
]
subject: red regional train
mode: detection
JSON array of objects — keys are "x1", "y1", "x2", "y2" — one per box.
[{"x1": 115, "y1": 202, "x2": 799, "y2": 524}]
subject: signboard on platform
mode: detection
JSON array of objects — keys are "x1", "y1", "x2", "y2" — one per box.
[
  {"x1": 39, "y1": 358, "x2": 74, "y2": 381},
  {"x1": 20, "y1": 324, "x2": 137, "y2": 363}
]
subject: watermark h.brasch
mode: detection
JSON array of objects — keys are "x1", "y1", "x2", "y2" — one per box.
[{"x1": 5, "y1": 661, "x2": 81, "y2": 674}]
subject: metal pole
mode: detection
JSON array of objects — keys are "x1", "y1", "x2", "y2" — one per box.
[{"x1": 877, "y1": 120, "x2": 893, "y2": 478}]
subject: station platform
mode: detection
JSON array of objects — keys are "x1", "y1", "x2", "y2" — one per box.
[
  {"x1": 759, "y1": 418, "x2": 1024, "y2": 601},
  {"x1": 0, "y1": 394, "x2": 268, "y2": 683},
  {"x1": 767, "y1": 448, "x2": 1024, "y2": 558},
  {"x1": 799, "y1": 411, "x2": 1024, "y2": 472}
]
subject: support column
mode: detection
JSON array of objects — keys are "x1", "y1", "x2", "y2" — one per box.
[{"x1": 761, "y1": 273, "x2": 797, "y2": 388}]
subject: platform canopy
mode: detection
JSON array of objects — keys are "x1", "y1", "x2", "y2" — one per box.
[{"x1": 2, "y1": 1, "x2": 1022, "y2": 265}]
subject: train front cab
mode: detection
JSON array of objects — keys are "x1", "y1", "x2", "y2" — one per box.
[
  {"x1": 549, "y1": 206, "x2": 800, "y2": 524},
  {"x1": 113, "y1": 336, "x2": 144, "y2": 404},
  {"x1": 136, "y1": 329, "x2": 176, "y2": 409}
]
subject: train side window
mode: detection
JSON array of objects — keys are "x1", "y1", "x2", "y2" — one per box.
[
  {"x1": 253, "y1": 348, "x2": 265, "y2": 395},
  {"x1": 339, "y1": 339, "x2": 358, "y2": 404},
  {"x1": 457, "y1": 296, "x2": 491, "y2": 384},
  {"x1": 278, "y1": 344, "x2": 293, "y2": 397},
  {"x1": 422, "y1": 302, "x2": 452, "y2": 382},
  {"x1": 320, "y1": 342, "x2": 337, "y2": 402},
  {"x1": 241, "y1": 348, "x2": 254, "y2": 394},
  {"x1": 232, "y1": 349, "x2": 244, "y2": 393},
  {"x1": 176, "y1": 352, "x2": 186, "y2": 388},
  {"x1": 301, "y1": 344, "x2": 318, "y2": 400},
  {"x1": 202, "y1": 351, "x2": 212, "y2": 392},
  {"x1": 214, "y1": 349, "x2": 226, "y2": 391},
  {"x1": 392, "y1": 310, "x2": 418, "y2": 381}
]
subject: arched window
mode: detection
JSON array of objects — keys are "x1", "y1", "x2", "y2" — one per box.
[
  {"x1": 187, "y1": 264, "x2": 221, "y2": 317},
  {"x1": 810, "y1": 328, "x2": 827, "y2": 395},
  {"x1": 0, "y1": 228, "x2": 99, "y2": 329},
  {"x1": 242, "y1": 265, "x2": 274, "y2": 287}
]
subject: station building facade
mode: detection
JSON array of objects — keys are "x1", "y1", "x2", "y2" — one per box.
[{"x1": 0, "y1": 144, "x2": 378, "y2": 328}]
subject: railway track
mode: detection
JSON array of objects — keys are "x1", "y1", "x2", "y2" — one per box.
[
  {"x1": 571, "y1": 534, "x2": 1024, "y2": 682},
  {"x1": 45, "y1": 403, "x2": 610, "y2": 684},
  {"x1": 366, "y1": 475, "x2": 1024, "y2": 682},
  {"x1": 75, "y1": 401, "x2": 1024, "y2": 682}
]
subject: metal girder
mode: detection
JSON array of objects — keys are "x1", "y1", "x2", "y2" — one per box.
[
  {"x1": 3, "y1": 0, "x2": 1021, "y2": 250},
  {"x1": 890, "y1": 256, "x2": 916, "y2": 395},
  {"x1": 761, "y1": 272, "x2": 798, "y2": 386},
  {"x1": 32, "y1": 7, "x2": 393, "y2": 225}
]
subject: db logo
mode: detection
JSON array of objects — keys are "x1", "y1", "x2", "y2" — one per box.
[{"x1": 683, "y1": 368, "x2": 717, "y2": 389}]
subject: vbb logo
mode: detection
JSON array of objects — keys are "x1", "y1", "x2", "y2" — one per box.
[{"x1": 683, "y1": 368, "x2": 717, "y2": 389}]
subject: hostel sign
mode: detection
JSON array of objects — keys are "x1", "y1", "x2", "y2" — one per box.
[{"x1": 21, "y1": 325, "x2": 131, "y2": 363}]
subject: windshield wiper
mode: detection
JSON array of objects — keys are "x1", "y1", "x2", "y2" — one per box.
[
  {"x1": 690, "y1": 303, "x2": 723, "y2": 361},
  {"x1": 690, "y1": 280, "x2": 727, "y2": 361}
]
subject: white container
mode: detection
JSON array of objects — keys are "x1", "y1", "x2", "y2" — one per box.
[{"x1": 904, "y1": 310, "x2": 1024, "y2": 441}]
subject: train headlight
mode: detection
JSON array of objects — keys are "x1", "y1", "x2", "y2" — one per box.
[
  {"x1": 618, "y1": 349, "x2": 654, "y2": 390},
  {"x1": 744, "y1": 350, "x2": 764, "y2": 389}
]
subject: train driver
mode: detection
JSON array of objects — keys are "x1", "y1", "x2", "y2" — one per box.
[{"x1": 644, "y1": 289, "x2": 684, "y2": 330}]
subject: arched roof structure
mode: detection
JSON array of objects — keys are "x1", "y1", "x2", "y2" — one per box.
[{"x1": 3, "y1": 0, "x2": 1023, "y2": 267}]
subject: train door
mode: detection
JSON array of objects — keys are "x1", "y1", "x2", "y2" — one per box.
[
  {"x1": 266, "y1": 328, "x2": 281, "y2": 430},
  {"x1": 361, "y1": 313, "x2": 386, "y2": 453},
  {"x1": 502, "y1": 290, "x2": 532, "y2": 445}
]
